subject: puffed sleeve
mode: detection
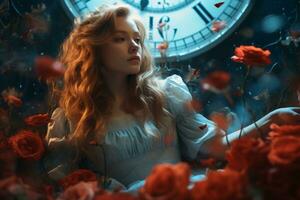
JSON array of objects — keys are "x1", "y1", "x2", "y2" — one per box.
[
  {"x1": 43, "y1": 107, "x2": 79, "y2": 181},
  {"x1": 164, "y1": 74, "x2": 218, "y2": 160},
  {"x1": 44, "y1": 108, "x2": 128, "y2": 191}
]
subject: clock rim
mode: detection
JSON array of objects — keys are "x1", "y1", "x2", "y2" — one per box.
[
  {"x1": 60, "y1": 0, "x2": 79, "y2": 19},
  {"x1": 60, "y1": 0, "x2": 255, "y2": 62},
  {"x1": 122, "y1": 0, "x2": 195, "y2": 13}
]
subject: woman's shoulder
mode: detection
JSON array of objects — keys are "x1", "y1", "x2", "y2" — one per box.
[
  {"x1": 46, "y1": 107, "x2": 71, "y2": 141},
  {"x1": 155, "y1": 74, "x2": 188, "y2": 93},
  {"x1": 51, "y1": 107, "x2": 66, "y2": 119},
  {"x1": 164, "y1": 74, "x2": 185, "y2": 83},
  {"x1": 50, "y1": 107, "x2": 70, "y2": 127},
  {"x1": 156, "y1": 74, "x2": 193, "y2": 116},
  {"x1": 158, "y1": 74, "x2": 191, "y2": 100}
]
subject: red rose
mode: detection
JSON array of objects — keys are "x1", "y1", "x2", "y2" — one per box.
[
  {"x1": 59, "y1": 169, "x2": 97, "y2": 190},
  {"x1": 231, "y1": 45, "x2": 271, "y2": 66},
  {"x1": 35, "y1": 56, "x2": 65, "y2": 81},
  {"x1": 24, "y1": 113, "x2": 50, "y2": 126},
  {"x1": 268, "y1": 136, "x2": 300, "y2": 166},
  {"x1": 1, "y1": 88, "x2": 23, "y2": 107},
  {"x1": 8, "y1": 130, "x2": 45, "y2": 161},
  {"x1": 201, "y1": 71, "x2": 231, "y2": 92},
  {"x1": 94, "y1": 192, "x2": 137, "y2": 200},
  {"x1": 226, "y1": 137, "x2": 270, "y2": 172},
  {"x1": 199, "y1": 158, "x2": 217, "y2": 168},
  {"x1": 58, "y1": 181, "x2": 99, "y2": 200},
  {"x1": 3, "y1": 95, "x2": 22, "y2": 107},
  {"x1": 139, "y1": 162, "x2": 191, "y2": 200},
  {"x1": 190, "y1": 169, "x2": 250, "y2": 200},
  {"x1": 269, "y1": 123, "x2": 300, "y2": 139},
  {"x1": 44, "y1": 185, "x2": 54, "y2": 200}
]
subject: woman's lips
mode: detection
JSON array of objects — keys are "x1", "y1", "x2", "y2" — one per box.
[
  {"x1": 127, "y1": 56, "x2": 140, "y2": 63},
  {"x1": 128, "y1": 58, "x2": 140, "y2": 64}
]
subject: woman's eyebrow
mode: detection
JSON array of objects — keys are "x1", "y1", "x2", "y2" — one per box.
[{"x1": 114, "y1": 30, "x2": 140, "y2": 36}]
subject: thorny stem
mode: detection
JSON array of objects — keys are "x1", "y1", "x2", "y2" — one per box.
[
  {"x1": 239, "y1": 66, "x2": 264, "y2": 139},
  {"x1": 276, "y1": 86, "x2": 289, "y2": 108}
]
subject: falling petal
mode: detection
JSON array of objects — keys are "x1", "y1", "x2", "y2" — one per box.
[
  {"x1": 198, "y1": 124, "x2": 207, "y2": 131},
  {"x1": 214, "y1": 2, "x2": 224, "y2": 8},
  {"x1": 24, "y1": 113, "x2": 50, "y2": 126},
  {"x1": 209, "y1": 112, "x2": 232, "y2": 131},
  {"x1": 211, "y1": 20, "x2": 227, "y2": 32}
]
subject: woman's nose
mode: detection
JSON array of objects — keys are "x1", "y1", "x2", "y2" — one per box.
[{"x1": 129, "y1": 40, "x2": 139, "y2": 53}]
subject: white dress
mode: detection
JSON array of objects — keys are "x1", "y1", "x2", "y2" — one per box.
[{"x1": 44, "y1": 74, "x2": 217, "y2": 192}]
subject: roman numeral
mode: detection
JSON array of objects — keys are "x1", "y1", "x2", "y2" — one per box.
[
  {"x1": 193, "y1": 2, "x2": 214, "y2": 24},
  {"x1": 149, "y1": 16, "x2": 154, "y2": 30}
]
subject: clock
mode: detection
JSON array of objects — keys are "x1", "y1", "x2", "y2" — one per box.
[{"x1": 61, "y1": 0, "x2": 254, "y2": 62}]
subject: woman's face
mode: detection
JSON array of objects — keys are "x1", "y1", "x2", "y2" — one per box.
[{"x1": 99, "y1": 16, "x2": 143, "y2": 76}]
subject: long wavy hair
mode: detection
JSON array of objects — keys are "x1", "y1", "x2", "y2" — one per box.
[{"x1": 52, "y1": 4, "x2": 170, "y2": 146}]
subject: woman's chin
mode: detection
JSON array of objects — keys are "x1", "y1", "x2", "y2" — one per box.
[{"x1": 127, "y1": 67, "x2": 141, "y2": 75}]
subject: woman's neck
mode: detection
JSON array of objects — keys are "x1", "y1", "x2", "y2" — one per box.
[{"x1": 102, "y1": 70, "x2": 129, "y2": 97}]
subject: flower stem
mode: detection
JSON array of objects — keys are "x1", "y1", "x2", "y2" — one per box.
[
  {"x1": 240, "y1": 66, "x2": 264, "y2": 138},
  {"x1": 238, "y1": 66, "x2": 250, "y2": 139}
]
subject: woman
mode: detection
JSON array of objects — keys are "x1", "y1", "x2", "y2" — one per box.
[{"x1": 44, "y1": 4, "x2": 300, "y2": 192}]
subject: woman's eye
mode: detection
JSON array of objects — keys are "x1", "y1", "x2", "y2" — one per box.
[
  {"x1": 114, "y1": 37, "x2": 125, "y2": 42},
  {"x1": 134, "y1": 38, "x2": 141, "y2": 43}
]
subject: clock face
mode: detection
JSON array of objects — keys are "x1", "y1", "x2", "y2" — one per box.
[{"x1": 61, "y1": 0, "x2": 254, "y2": 62}]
